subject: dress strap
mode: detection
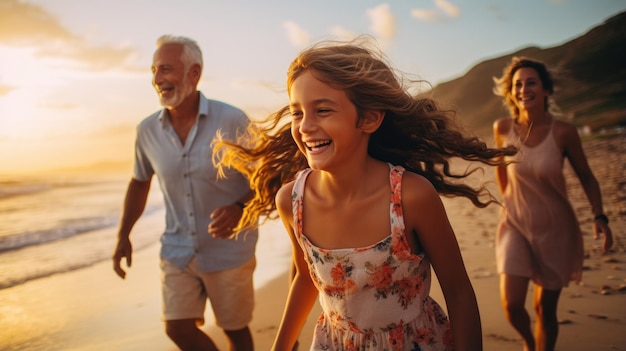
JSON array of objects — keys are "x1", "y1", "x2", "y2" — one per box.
[
  {"x1": 388, "y1": 163, "x2": 404, "y2": 208},
  {"x1": 292, "y1": 168, "x2": 313, "y2": 240},
  {"x1": 388, "y1": 163, "x2": 424, "y2": 257},
  {"x1": 388, "y1": 163, "x2": 406, "y2": 238}
]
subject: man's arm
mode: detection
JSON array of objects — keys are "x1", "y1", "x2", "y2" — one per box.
[{"x1": 112, "y1": 178, "x2": 152, "y2": 279}]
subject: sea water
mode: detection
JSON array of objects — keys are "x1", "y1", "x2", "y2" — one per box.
[{"x1": 0, "y1": 172, "x2": 291, "y2": 291}]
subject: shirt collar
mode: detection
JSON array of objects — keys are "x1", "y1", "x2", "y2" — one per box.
[{"x1": 157, "y1": 91, "x2": 209, "y2": 127}]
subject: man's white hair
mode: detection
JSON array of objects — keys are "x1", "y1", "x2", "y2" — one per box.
[{"x1": 156, "y1": 35, "x2": 203, "y2": 70}]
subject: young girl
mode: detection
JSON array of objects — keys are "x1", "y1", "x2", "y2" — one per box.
[
  {"x1": 492, "y1": 57, "x2": 613, "y2": 351},
  {"x1": 216, "y1": 39, "x2": 515, "y2": 351}
]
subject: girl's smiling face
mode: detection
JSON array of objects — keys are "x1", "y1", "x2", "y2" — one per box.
[{"x1": 289, "y1": 70, "x2": 368, "y2": 171}]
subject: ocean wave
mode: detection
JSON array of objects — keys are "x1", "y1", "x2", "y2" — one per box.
[
  {"x1": 0, "y1": 181, "x2": 52, "y2": 199},
  {"x1": 0, "y1": 205, "x2": 162, "y2": 253},
  {"x1": 0, "y1": 207, "x2": 166, "y2": 290}
]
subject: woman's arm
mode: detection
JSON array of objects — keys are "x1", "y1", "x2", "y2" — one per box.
[
  {"x1": 272, "y1": 182, "x2": 319, "y2": 351},
  {"x1": 493, "y1": 118, "x2": 509, "y2": 194},
  {"x1": 403, "y1": 173, "x2": 482, "y2": 351},
  {"x1": 557, "y1": 121, "x2": 613, "y2": 253}
]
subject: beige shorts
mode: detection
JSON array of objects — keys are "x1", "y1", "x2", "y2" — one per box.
[{"x1": 160, "y1": 256, "x2": 256, "y2": 330}]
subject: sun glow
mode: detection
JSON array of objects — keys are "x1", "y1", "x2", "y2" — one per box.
[
  {"x1": 0, "y1": 46, "x2": 76, "y2": 89},
  {"x1": 0, "y1": 46, "x2": 80, "y2": 139},
  {"x1": 0, "y1": 46, "x2": 137, "y2": 174}
]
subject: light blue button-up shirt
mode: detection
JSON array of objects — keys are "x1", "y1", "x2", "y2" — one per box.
[{"x1": 133, "y1": 92, "x2": 258, "y2": 272}]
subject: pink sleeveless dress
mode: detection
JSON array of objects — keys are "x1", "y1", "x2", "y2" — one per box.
[
  {"x1": 496, "y1": 122, "x2": 584, "y2": 289},
  {"x1": 292, "y1": 164, "x2": 453, "y2": 351}
]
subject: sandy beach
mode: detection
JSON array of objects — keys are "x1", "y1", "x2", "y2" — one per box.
[{"x1": 1, "y1": 134, "x2": 624, "y2": 351}]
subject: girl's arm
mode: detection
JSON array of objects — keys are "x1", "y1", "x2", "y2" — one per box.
[
  {"x1": 403, "y1": 173, "x2": 483, "y2": 351},
  {"x1": 272, "y1": 182, "x2": 319, "y2": 351},
  {"x1": 493, "y1": 118, "x2": 509, "y2": 194},
  {"x1": 557, "y1": 121, "x2": 613, "y2": 253}
]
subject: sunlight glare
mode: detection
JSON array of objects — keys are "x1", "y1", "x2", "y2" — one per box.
[
  {"x1": 0, "y1": 46, "x2": 76, "y2": 89},
  {"x1": 0, "y1": 46, "x2": 82, "y2": 140}
]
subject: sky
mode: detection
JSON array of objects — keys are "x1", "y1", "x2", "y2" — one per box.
[{"x1": 1, "y1": 0, "x2": 625, "y2": 174}]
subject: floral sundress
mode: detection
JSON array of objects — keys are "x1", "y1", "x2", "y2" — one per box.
[{"x1": 292, "y1": 164, "x2": 453, "y2": 351}]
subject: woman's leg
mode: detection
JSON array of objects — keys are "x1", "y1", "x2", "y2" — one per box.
[
  {"x1": 500, "y1": 274, "x2": 535, "y2": 351},
  {"x1": 533, "y1": 286, "x2": 562, "y2": 351}
]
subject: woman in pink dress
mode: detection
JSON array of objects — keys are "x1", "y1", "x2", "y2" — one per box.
[{"x1": 492, "y1": 57, "x2": 613, "y2": 351}]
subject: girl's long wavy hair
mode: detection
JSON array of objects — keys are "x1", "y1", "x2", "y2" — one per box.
[{"x1": 215, "y1": 39, "x2": 517, "y2": 230}]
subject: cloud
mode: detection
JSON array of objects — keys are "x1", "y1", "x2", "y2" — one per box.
[
  {"x1": 410, "y1": 0, "x2": 461, "y2": 22},
  {"x1": 0, "y1": 0, "x2": 140, "y2": 71},
  {"x1": 410, "y1": 9, "x2": 440, "y2": 22},
  {"x1": 283, "y1": 21, "x2": 311, "y2": 47},
  {"x1": 0, "y1": 0, "x2": 75, "y2": 43},
  {"x1": 366, "y1": 3, "x2": 396, "y2": 40},
  {"x1": 37, "y1": 41, "x2": 140, "y2": 71},
  {"x1": 436, "y1": 0, "x2": 460, "y2": 17}
]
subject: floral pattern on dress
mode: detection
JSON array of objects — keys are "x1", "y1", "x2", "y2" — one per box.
[{"x1": 292, "y1": 165, "x2": 454, "y2": 351}]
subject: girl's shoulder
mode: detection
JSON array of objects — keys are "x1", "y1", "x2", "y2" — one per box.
[
  {"x1": 400, "y1": 171, "x2": 445, "y2": 232},
  {"x1": 276, "y1": 180, "x2": 296, "y2": 212},
  {"x1": 401, "y1": 171, "x2": 440, "y2": 204},
  {"x1": 276, "y1": 167, "x2": 313, "y2": 208}
]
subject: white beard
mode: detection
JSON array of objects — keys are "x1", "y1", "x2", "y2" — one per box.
[{"x1": 160, "y1": 80, "x2": 195, "y2": 109}]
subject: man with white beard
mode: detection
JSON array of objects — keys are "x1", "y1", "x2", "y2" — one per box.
[{"x1": 113, "y1": 35, "x2": 258, "y2": 351}]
